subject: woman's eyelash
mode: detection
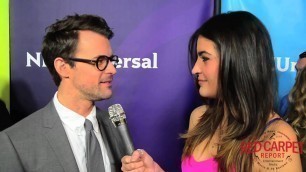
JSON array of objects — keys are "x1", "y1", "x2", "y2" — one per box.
[{"x1": 201, "y1": 56, "x2": 209, "y2": 61}]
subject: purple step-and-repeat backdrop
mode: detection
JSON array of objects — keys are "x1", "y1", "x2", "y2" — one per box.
[{"x1": 10, "y1": 0, "x2": 213, "y2": 171}]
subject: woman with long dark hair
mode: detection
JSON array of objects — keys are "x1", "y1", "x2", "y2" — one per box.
[{"x1": 121, "y1": 11, "x2": 302, "y2": 172}]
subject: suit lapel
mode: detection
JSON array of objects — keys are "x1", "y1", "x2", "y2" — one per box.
[{"x1": 43, "y1": 102, "x2": 79, "y2": 172}]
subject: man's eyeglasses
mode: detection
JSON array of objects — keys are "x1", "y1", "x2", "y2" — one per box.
[{"x1": 67, "y1": 55, "x2": 119, "y2": 71}]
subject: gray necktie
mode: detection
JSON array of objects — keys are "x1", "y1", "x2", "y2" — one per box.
[{"x1": 84, "y1": 119, "x2": 105, "y2": 172}]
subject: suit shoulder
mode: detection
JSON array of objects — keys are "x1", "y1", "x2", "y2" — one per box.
[{"x1": 3, "y1": 104, "x2": 51, "y2": 138}]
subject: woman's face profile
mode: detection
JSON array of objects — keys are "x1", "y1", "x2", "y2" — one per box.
[{"x1": 192, "y1": 36, "x2": 220, "y2": 98}]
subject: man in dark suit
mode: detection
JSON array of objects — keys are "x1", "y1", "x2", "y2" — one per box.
[{"x1": 0, "y1": 14, "x2": 125, "y2": 172}]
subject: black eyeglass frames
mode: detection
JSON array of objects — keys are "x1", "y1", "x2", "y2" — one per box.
[{"x1": 67, "y1": 55, "x2": 119, "y2": 71}]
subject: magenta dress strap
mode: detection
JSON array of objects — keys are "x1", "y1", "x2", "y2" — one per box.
[
  {"x1": 265, "y1": 117, "x2": 282, "y2": 130},
  {"x1": 181, "y1": 156, "x2": 218, "y2": 172}
]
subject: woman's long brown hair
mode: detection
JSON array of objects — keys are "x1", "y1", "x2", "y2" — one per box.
[
  {"x1": 182, "y1": 11, "x2": 277, "y2": 172},
  {"x1": 287, "y1": 67, "x2": 306, "y2": 167}
]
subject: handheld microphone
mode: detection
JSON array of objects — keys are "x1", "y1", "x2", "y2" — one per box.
[{"x1": 108, "y1": 104, "x2": 135, "y2": 155}]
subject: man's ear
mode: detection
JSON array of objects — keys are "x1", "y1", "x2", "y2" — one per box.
[{"x1": 54, "y1": 57, "x2": 70, "y2": 79}]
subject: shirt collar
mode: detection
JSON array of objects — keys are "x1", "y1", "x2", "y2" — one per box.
[{"x1": 53, "y1": 92, "x2": 100, "y2": 133}]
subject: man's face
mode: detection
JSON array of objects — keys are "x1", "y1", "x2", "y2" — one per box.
[
  {"x1": 296, "y1": 58, "x2": 306, "y2": 72},
  {"x1": 69, "y1": 30, "x2": 117, "y2": 101}
]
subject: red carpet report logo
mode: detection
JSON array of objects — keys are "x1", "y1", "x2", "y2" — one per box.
[{"x1": 240, "y1": 130, "x2": 303, "y2": 171}]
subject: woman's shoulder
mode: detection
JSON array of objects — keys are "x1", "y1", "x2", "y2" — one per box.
[
  {"x1": 191, "y1": 105, "x2": 207, "y2": 115},
  {"x1": 190, "y1": 105, "x2": 207, "y2": 121},
  {"x1": 266, "y1": 114, "x2": 298, "y2": 141},
  {"x1": 188, "y1": 105, "x2": 207, "y2": 131},
  {"x1": 264, "y1": 114, "x2": 299, "y2": 146},
  {"x1": 254, "y1": 113, "x2": 302, "y2": 171}
]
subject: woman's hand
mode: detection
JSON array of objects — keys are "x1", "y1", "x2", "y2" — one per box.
[{"x1": 121, "y1": 149, "x2": 164, "y2": 172}]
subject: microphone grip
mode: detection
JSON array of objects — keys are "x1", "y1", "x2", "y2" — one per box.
[{"x1": 117, "y1": 124, "x2": 135, "y2": 155}]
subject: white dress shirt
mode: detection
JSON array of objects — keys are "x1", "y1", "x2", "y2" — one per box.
[{"x1": 53, "y1": 92, "x2": 111, "y2": 172}]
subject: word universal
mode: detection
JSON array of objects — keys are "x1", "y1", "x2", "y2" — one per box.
[{"x1": 26, "y1": 52, "x2": 158, "y2": 69}]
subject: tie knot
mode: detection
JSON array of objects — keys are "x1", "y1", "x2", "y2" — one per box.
[{"x1": 84, "y1": 119, "x2": 94, "y2": 132}]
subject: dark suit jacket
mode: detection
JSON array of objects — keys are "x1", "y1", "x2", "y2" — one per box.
[{"x1": 0, "y1": 101, "x2": 125, "y2": 172}]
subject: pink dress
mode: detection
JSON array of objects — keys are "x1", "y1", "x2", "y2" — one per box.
[{"x1": 181, "y1": 156, "x2": 218, "y2": 172}]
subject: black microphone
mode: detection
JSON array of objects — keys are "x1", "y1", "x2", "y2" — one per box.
[{"x1": 108, "y1": 104, "x2": 135, "y2": 155}]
